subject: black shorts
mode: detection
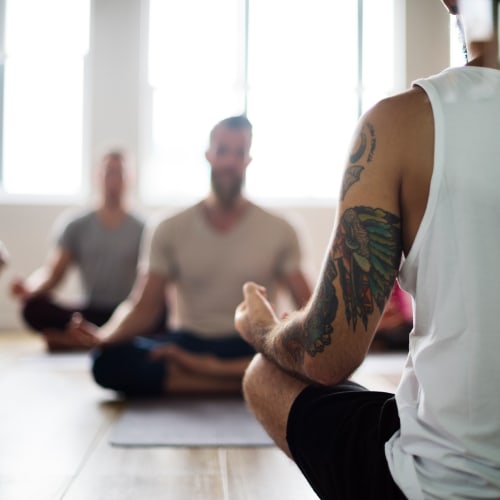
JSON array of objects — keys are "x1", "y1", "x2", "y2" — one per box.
[{"x1": 286, "y1": 381, "x2": 406, "y2": 500}]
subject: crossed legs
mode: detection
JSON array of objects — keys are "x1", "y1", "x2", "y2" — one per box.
[
  {"x1": 242, "y1": 354, "x2": 308, "y2": 457},
  {"x1": 92, "y1": 331, "x2": 255, "y2": 397},
  {"x1": 242, "y1": 354, "x2": 406, "y2": 500},
  {"x1": 22, "y1": 296, "x2": 108, "y2": 351}
]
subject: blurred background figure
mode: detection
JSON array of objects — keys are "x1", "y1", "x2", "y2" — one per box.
[
  {"x1": 0, "y1": 241, "x2": 9, "y2": 276},
  {"x1": 10, "y1": 151, "x2": 147, "y2": 351},
  {"x1": 89, "y1": 115, "x2": 312, "y2": 397},
  {"x1": 370, "y1": 283, "x2": 413, "y2": 352}
]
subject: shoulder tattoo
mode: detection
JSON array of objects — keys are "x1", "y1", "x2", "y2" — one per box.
[{"x1": 341, "y1": 122, "x2": 377, "y2": 200}]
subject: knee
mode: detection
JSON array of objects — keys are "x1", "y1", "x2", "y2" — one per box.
[
  {"x1": 92, "y1": 344, "x2": 142, "y2": 392},
  {"x1": 243, "y1": 353, "x2": 308, "y2": 420},
  {"x1": 21, "y1": 296, "x2": 47, "y2": 330},
  {"x1": 242, "y1": 354, "x2": 302, "y2": 457},
  {"x1": 21, "y1": 295, "x2": 70, "y2": 332},
  {"x1": 242, "y1": 354, "x2": 272, "y2": 408},
  {"x1": 91, "y1": 346, "x2": 126, "y2": 391},
  {"x1": 91, "y1": 342, "x2": 166, "y2": 397}
]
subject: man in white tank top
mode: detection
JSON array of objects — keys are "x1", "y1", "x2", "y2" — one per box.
[{"x1": 236, "y1": 1, "x2": 500, "y2": 498}]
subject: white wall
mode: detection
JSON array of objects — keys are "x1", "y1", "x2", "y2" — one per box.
[
  {"x1": 405, "y1": 0, "x2": 450, "y2": 84},
  {"x1": 0, "y1": 0, "x2": 451, "y2": 330}
]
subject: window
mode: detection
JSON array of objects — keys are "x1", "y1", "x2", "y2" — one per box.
[
  {"x1": 450, "y1": 16, "x2": 467, "y2": 67},
  {"x1": 143, "y1": 0, "x2": 245, "y2": 203},
  {"x1": 143, "y1": 0, "x2": 399, "y2": 204},
  {"x1": 0, "y1": 0, "x2": 90, "y2": 198}
]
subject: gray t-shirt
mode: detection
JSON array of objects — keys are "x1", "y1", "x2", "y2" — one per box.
[
  {"x1": 58, "y1": 210, "x2": 144, "y2": 308},
  {"x1": 147, "y1": 202, "x2": 302, "y2": 337}
]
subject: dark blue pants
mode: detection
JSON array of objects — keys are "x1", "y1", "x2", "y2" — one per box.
[{"x1": 91, "y1": 330, "x2": 255, "y2": 397}]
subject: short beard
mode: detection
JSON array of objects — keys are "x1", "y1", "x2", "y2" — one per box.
[{"x1": 210, "y1": 171, "x2": 245, "y2": 208}]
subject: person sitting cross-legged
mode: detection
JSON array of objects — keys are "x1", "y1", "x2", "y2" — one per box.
[
  {"x1": 84, "y1": 115, "x2": 312, "y2": 397},
  {"x1": 235, "y1": 2, "x2": 500, "y2": 498}
]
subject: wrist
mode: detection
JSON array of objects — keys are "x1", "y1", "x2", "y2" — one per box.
[{"x1": 257, "y1": 323, "x2": 276, "y2": 356}]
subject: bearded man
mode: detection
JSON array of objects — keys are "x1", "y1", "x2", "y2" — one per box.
[{"x1": 88, "y1": 115, "x2": 311, "y2": 396}]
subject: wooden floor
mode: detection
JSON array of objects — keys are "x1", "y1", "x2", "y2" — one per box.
[{"x1": 0, "y1": 331, "x2": 403, "y2": 500}]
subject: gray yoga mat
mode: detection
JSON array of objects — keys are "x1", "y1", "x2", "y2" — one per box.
[{"x1": 109, "y1": 397, "x2": 274, "y2": 447}]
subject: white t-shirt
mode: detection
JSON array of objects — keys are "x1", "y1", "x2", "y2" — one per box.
[
  {"x1": 385, "y1": 67, "x2": 500, "y2": 499},
  {"x1": 147, "y1": 202, "x2": 302, "y2": 337}
]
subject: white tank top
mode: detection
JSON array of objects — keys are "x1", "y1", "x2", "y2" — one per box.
[{"x1": 385, "y1": 67, "x2": 500, "y2": 499}]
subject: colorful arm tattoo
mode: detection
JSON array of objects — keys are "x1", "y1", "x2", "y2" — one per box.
[
  {"x1": 278, "y1": 206, "x2": 401, "y2": 369},
  {"x1": 334, "y1": 206, "x2": 401, "y2": 330}
]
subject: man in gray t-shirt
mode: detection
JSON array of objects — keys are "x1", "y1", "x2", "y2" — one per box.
[
  {"x1": 11, "y1": 151, "x2": 146, "y2": 351},
  {"x1": 59, "y1": 211, "x2": 143, "y2": 310}
]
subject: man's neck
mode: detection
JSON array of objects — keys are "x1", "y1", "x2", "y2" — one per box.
[
  {"x1": 97, "y1": 201, "x2": 127, "y2": 227},
  {"x1": 202, "y1": 195, "x2": 250, "y2": 233},
  {"x1": 467, "y1": 40, "x2": 500, "y2": 69}
]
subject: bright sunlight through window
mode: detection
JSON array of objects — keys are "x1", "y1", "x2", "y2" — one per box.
[
  {"x1": 142, "y1": 0, "x2": 398, "y2": 204},
  {"x1": 1, "y1": 0, "x2": 89, "y2": 197},
  {"x1": 450, "y1": 16, "x2": 468, "y2": 67}
]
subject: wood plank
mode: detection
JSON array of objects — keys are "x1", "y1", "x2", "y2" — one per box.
[
  {"x1": 0, "y1": 330, "x2": 43, "y2": 372},
  {"x1": 62, "y1": 432, "x2": 226, "y2": 500},
  {"x1": 0, "y1": 340, "x2": 119, "y2": 500},
  {"x1": 0, "y1": 332, "x2": 405, "y2": 499},
  {"x1": 0, "y1": 476, "x2": 70, "y2": 500},
  {"x1": 223, "y1": 447, "x2": 317, "y2": 500}
]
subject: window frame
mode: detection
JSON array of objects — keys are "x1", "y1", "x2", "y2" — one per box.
[{"x1": 139, "y1": 0, "x2": 405, "y2": 207}]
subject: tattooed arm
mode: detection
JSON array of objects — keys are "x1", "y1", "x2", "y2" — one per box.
[
  {"x1": 236, "y1": 205, "x2": 401, "y2": 384},
  {"x1": 235, "y1": 92, "x2": 431, "y2": 385}
]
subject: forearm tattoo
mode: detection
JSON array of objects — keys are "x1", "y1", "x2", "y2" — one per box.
[
  {"x1": 279, "y1": 206, "x2": 401, "y2": 367},
  {"x1": 280, "y1": 260, "x2": 338, "y2": 364},
  {"x1": 341, "y1": 121, "x2": 376, "y2": 200}
]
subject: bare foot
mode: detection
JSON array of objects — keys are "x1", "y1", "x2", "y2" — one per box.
[{"x1": 43, "y1": 319, "x2": 99, "y2": 353}]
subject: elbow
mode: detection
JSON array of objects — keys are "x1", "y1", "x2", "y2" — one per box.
[
  {"x1": 303, "y1": 357, "x2": 344, "y2": 386},
  {"x1": 303, "y1": 349, "x2": 364, "y2": 387}
]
